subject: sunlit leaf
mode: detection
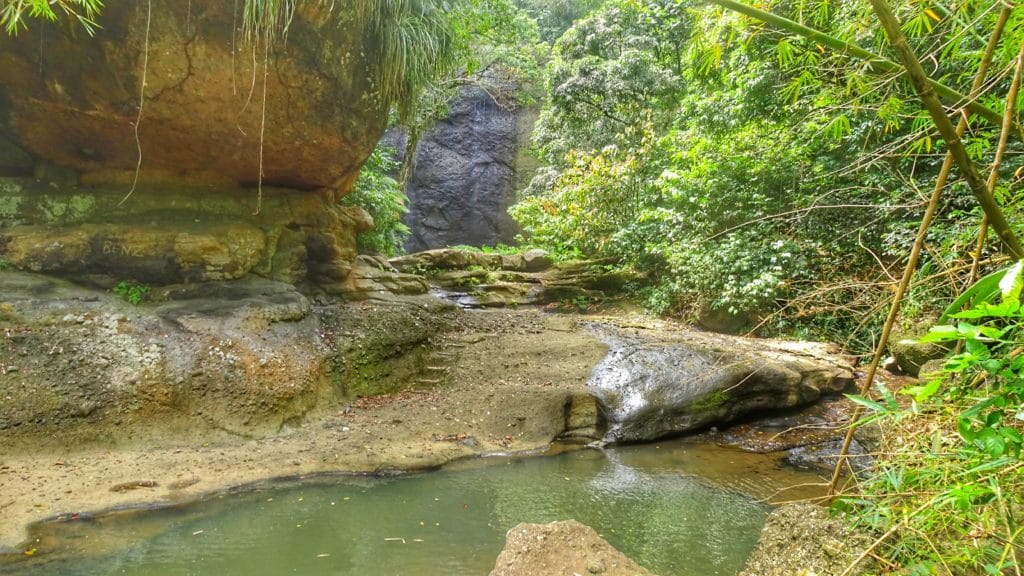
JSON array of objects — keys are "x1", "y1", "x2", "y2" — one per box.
[{"x1": 999, "y1": 261, "x2": 1023, "y2": 301}]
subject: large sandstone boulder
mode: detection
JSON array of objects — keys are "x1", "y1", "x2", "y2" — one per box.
[
  {"x1": 0, "y1": 2, "x2": 442, "y2": 289},
  {"x1": 588, "y1": 327, "x2": 854, "y2": 443},
  {"x1": 490, "y1": 521, "x2": 656, "y2": 576},
  {"x1": 0, "y1": 1, "x2": 384, "y2": 189},
  {"x1": 0, "y1": 270, "x2": 454, "y2": 444},
  {"x1": 335, "y1": 254, "x2": 430, "y2": 300}
]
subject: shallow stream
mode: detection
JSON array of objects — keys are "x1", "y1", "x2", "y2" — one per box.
[{"x1": 5, "y1": 441, "x2": 826, "y2": 576}]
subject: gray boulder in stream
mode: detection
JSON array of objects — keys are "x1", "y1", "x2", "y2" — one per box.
[{"x1": 588, "y1": 327, "x2": 854, "y2": 443}]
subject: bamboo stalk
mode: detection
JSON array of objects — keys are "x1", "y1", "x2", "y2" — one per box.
[
  {"x1": 967, "y1": 40, "x2": 1024, "y2": 289},
  {"x1": 824, "y1": 2, "x2": 1015, "y2": 495},
  {"x1": 868, "y1": 0, "x2": 1024, "y2": 259}
]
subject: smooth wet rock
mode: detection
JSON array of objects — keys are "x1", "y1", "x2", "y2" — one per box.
[
  {"x1": 588, "y1": 326, "x2": 854, "y2": 443},
  {"x1": 490, "y1": 520, "x2": 656, "y2": 576},
  {"x1": 702, "y1": 395, "x2": 853, "y2": 453},
  {"x1": 740, "y1": 503, "x2": 872, "y2": 576},
  {"x1": 787, "y1": 437, "x2": 874, "y2": 474}
]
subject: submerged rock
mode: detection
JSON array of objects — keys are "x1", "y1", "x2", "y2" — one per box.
[
  {"x1": 787, "y1": 437, "x2": 874, "y2": 474},
  {"x1": 490, "y1": 520, "x2": 656, "y2": 576},
  {"x1": 587, "y1": 327, "x2": 854, "y2": 443}
]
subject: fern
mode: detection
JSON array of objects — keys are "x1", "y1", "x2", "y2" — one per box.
[{"x1": 240, "y1": 0, "x2": 468, "y2": 121}]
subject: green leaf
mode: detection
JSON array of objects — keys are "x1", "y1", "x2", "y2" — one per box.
[
  {"x1": 985, "y1": 411, "x2": 1002, "y2": 427},
  {"x1": 958, "y1": 323, "x2": 981, "y2": 339},
  {"x1": 1000, "y1": 427, "x2": 1022, "y2": 444},
  {"x1": 845, "y1": 393, "x2": 887, "y2": 413},
  {"x1": 952, "y1": 298, "x2": 1021, "y2": 318},
  {"x1": 958, "y1": 418, "x2": 976, "y2": 441},
  {"x1": 919, "y1": 325, "x2": 958, "y2": 342},
  {"x1": 939, "y1": 265, "x2": 1015, "y2": 324},
  {"x1": 977, "y1": 325, "x2": 1006, "y2": 340},
  {"x1": 976, "y1": 427, "x2": 1006, "y2": 458},
  {"x1": 901, "y1": 378, "x2": 942, "y2": 404}
]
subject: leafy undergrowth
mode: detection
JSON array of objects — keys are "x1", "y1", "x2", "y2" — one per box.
[{"x1": 838, "y1": 263, "x2": 1024, "y2": 575}]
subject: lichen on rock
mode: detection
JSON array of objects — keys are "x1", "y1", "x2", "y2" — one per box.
[{"x1": 740, "y1": 503, "x2": 873, "y2": 576}]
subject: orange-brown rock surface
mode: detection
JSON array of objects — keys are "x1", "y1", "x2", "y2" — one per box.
[
  {"x1": 0, "y1": 2, "x2": 405, "y2": 288},
  {"x1": 0, "y1": 1, "x2": 384, "y2": 189}
]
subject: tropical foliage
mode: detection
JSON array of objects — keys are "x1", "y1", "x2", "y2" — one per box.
[
  {"x1": 509, "y1": 1, "x2": 1024, "y2": 573},
  {"x1": 512, "y1": 0, "x2": 1024, "y2": 349},
  {"x1": 839, "y1": 263, "x2": 1024, "y2": 574},
  {"x1": 0, "y1": 0, "x2": 102, "y2": 35},
  {"x1": 341, "y1": 146, "x2": 410, "y2": 256},
  {"x1": 8, "y1": 1, "x2": 1024, "y2": 571}
]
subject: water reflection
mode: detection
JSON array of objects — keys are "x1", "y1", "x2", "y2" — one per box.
[{"x1": 4, "y1": 441, "x2": 826, "y2": 576}]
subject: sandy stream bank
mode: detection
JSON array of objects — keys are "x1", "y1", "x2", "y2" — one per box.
[{"x1": 1, "y1": 301, "x2": 610, "y2": 554}]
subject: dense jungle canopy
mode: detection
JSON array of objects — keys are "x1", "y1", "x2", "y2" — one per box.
[{"x1": 4, "y1": 0, "x2": 1024, "y2": 573}]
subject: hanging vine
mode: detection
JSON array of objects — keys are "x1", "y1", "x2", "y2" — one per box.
[{"x1": 119, "y1": 0, "x2": 152, "y2": 205}]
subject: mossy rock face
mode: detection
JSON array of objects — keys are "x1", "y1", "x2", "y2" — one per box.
[
  {"x1": 433, "y1": 269, "x2": 492, "y2": 289},
  {"x1": 0, "y1": 135, "x2": 32, "y2": 177},
  {"x1": 328, "y1": 304, "x2": 456, "y2": 399},
  {"x1": 0, "y1": 180, "x2": 371, "y2": 287},
  {"x1": 390, "y1": 249, "x2": 504, "y2": 273},
  {"x1": 889, "y1": 339, "x2": 949, "y2": 377},
  {"x1": 917, "y1": 358, "x2": 947, "y2": 382},
  {"x1": 391, "y1": 249, "x2": 636, "y2": 309}
]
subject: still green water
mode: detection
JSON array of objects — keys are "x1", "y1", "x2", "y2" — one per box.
[{"x1": 7, "y1": 442, "x2": 825, "y2": 576}]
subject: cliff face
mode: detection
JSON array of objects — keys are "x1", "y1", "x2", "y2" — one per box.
[
  {"x1": 0, "y1": 1, "x2": 385, "y2": 189},
  {"x1": 0, "y1": 2, "x2": 392, "y2": 287},
  {"x1": 400, "y1": 85, "x2": 538, "y2": 252}
]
